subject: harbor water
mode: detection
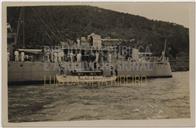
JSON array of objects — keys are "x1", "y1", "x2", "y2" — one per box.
[{"x1": 8, "y1": 71, "x2": 190, "y2": 122}]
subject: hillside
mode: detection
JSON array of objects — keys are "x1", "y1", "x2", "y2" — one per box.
[{"x1": 7, "y1": 6, "x2": 189, "y2": 71}]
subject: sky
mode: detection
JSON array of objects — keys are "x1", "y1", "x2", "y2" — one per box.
[{"x1": 86, "y1": 2, "x2": 191, "y2": 28}]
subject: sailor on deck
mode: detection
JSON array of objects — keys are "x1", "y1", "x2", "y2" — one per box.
[
  {"x1": 57, "y1": 52, "x2": 61, "y2": 62},
  {"x1": 77, "y1": 51, "x2": 81, "y2": 63},
  {"x1": 95, "y1": 51, "x2": 99, "y2": 62},
  {"x1": 46, "y1": 51, "x2": 50, "y2": 62},
  {"x1": 54, "y1": 52, "x2": 57, "y2": 62},
  {"x1": 89, "y1": 61, "x2": 94, "y2": 70},
  {"x1": 70, "y1": 51, "x2": 74, "y2": 62},
  {"x1": 50, "y1": 49, "x2": 54, "y2": 62},
  {"x1": 161, "y1": 51, "x2": 166, "y2": 62},
  {"x1": 60, "y1": 51, "x2": 64, "y2": 62},
  {"x1": 25, "y1": 55, "x2": 29, "y2": 61},
  {"x1": 108, "y1": 53, "x2": 112, "y2": 63},
  {"x1": 14, "y1": 50, "x2": 19, "y2": 61},
  {"x1": 77, "y1": 38, "x2": 80, "y2": 47},
  {"x1": 94, "y1": 51, "x2": 99, "y2": 70},
  {"x1": 7, "y1": 52, "x2": 10, "y2": 61},
  {"x1": 21, "y1": 52, "x2": 25, "y2": 62}
]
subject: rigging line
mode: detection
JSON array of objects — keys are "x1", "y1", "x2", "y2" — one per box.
[
  {"x1": 35, "y1": 8, "x2": 61, "y2": 43},
  {"x1": 41, "y1": 8, "x2": 63, "y2": 43},
  {"x1": 14, "y1": 8, "x2": 23, "y2": 47},
  {"x1": 51, "y1": 9, "x2": 74, "y2": 41},
  {"x1": 44, "y1": 8, "x2": 60, "y2": 38},
  {"x1": 30, "y1": 13, "x2": 55, "y2": 44},
  {"x1": 44, "y1": 8, "x2": 64, "y2": 42},
  {"x1": 46, "y1": 8, "x2": 71, "y2": 41},
  {"x1": 31, "y1": 11, "x2": 55, "y2": 43},
  {"x1": 45, "y1": 31, "x2": 55, "y2": 44},
  {"x1": 50, "y1": 10, "x2": 67, "y2": 41},
  {"x1": 31, "y1": 8, "x2": 61, "y2": 43},
  {"x1": 31, "y1": 8, "x2": 56, "y2": 42},
  {"x1": 51, "y1": 19, "x2": 64, "y2": 41}
]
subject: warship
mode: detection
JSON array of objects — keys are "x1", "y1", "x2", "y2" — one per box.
[
  {"x1": 7, "y1": 10, "x2": 172, "y2": 85},
  {"x1": 8, "y1": 30, "x2": 172, "y2": 85}
]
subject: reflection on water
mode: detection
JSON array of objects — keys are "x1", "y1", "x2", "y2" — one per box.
[{"x1": 8, "y1": 72, "x2": 190, "y2": 122}]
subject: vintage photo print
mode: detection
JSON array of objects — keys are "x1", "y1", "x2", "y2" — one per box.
[{"x1": 2, "y1": 2, "x2": 195, "y2": 127}]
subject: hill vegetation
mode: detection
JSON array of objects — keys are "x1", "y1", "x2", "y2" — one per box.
[{"x1": 7, "y1": 6, "x2": 189, "y2": 71}]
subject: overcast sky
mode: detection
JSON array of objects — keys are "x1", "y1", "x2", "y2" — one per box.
[{"x1": 86, "y1": 2, "x2": 191, "y2": 28}]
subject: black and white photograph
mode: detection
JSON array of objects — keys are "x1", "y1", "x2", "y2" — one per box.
[{"x1": 2, "y1": 2, "x2": 195, "y2": 126}]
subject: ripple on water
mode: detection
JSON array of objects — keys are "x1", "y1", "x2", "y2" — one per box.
[{"x1": 8, "y1": 72, "x2": 190, "y2": 122}]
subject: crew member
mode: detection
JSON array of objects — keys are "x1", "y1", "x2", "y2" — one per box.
[
  {"x1": 77, "y1": 38, "x2": 80, "y2": 47},
  {"x1": 89, "y1": 61, "x2": 93, "y2": 70},
  {"x1": 161, "y1": 51, "x2": 166, "y2": 62},
  {"x1": 60, "y1": 51, "x2": 64, "y2": 62},
  {"x1": 58, "y1": 51, "x2": 61, "y2": 62},
  {"x1": 14, "y1": 50, "x2": 19, "y2": 61},
  {"x1": 50, "y1": 49, "x2": 54, "y2": 62},
  {"x1": 70, "y1": 51, "x2": 74, "y2": 62},
  {"x1": 7, "y1": 52, "x2": 10, "y2": 61},
  {"x1": 108, "y1": 53, "x2": 112, "y2": 63},
  {"x1": 25, "y1": 55, "x2": 29, "y2": 61},
  {"x1": 77, "y1": 51, "x2": 81, "y2": 62},
  {"x1": 46, "y1": 51, "x2": 50, "y2": 62},
  {"x1": 54, "y1": 52, "x2": 57, "y2": 62},
  {"x1": 21, "y1": 52, "x2": 25, "y2": 62},
  {"x1": 95, "y1": 51, "x2": 99, "y2": 63}
]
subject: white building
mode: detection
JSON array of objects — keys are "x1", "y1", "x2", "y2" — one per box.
[{"x1": 87, "y1": 33, "x2": 102, "y2": 49}]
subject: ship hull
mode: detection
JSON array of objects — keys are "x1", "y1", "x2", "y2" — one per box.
[
  {"x1": 8, "y1": 61, "x2": 172, "y2": 85},
  {"x1": 116, "y1": 60, "x2": 172, "y2": 78},
  {"x1": 8, "y1": 61, "x2": 59, "y2": 85}
]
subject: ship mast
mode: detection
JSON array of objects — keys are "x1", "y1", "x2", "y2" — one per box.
[
  {"x1": 163, "y1": 39, "x2": 167, "y2": 55},
  {"x1": 22, "y1": 8, "x2": 25, "y2": 48},
  {"x1": 14, "y1": 7, "x2": 25, "y2": 48}
]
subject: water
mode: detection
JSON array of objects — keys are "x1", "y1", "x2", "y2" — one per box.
[{"x1": 8, "y1": 72, "x2": 190, "y2": 122}]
